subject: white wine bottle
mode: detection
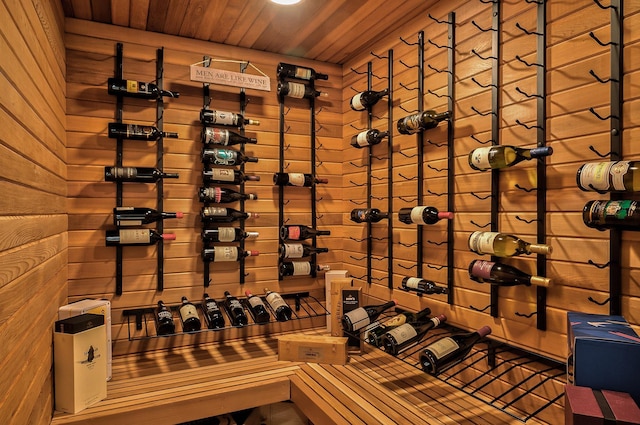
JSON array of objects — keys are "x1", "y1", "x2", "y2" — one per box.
[
  {"x1": 577, "y1": 161, "x2": 640, "y2": 193},
  {"x1": 468, "y1": 232, "x2": 552, "y2": 257},
  {"x1": 468, "y1": 145, "x2": 553, "y2": 171}
]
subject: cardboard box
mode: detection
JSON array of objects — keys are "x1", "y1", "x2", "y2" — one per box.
[
  {"x1": 329, "y1": 278, "x2": 364, "y2": 353},
  {"x1": 278, "y1": 334, "x2": 348, "y2": 365},
  {"x1": 59, "y1": 299, "x2": 112, "y2": 381},
  {"x1": 567, "y1": 312, "x2": 640, "y2": 405},
  {"x1": 54, "y1": 313, "x2": 107, "y2": 414},
  {"x1": 565, "y1": 384, "x2": 640, "y2": 425},
  {"x1": 324, "y1": 270, "x2": 349, "y2": 333}
]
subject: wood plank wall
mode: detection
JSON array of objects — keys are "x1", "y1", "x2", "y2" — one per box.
[
  {"x1": 0, "y1": 0, "x2": 67, "y2": 424},
  {"x1": 343, "y1": 0, "x2": 640, "y2": 363},
  {"x1": 64, "y1": 19, "x2": 343, "y2": 355}
]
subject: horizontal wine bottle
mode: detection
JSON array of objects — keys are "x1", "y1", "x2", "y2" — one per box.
[
  {"x1": 223, "y1": 291, "x2": 248, "y2": 327},
  {"x1": 200, "y1": 109, "x2": 260, "y2": 127},
  {"x1": 577, "y1": 161, "x2": 640, "y2": 193},
  {"x1": 245, "y1": 290, "x2": 271, "y2": 324},
  {"x1": 199, "y1": 187, "x2": 258, "y2": 203},
  {"x1": 279, "y1": 261, "x2": 330, "y2": 277},
  {"x1": 420, "y1": 326, "x2": 492, "y2": 375},
  {"x1": 179, "y1": 296, "x2": 201, "y2": 333},
  {"x1": 583, "y1": 199, "x2": 640, "y2": 231},
  {"x1": 468, "y1": 145, "x2": 553, "y2": 171},
  {"x1": 365, "y1": 307, "x2": 432, "y2": 347},
  {"x1": 468, "y1": 231, "x2": 552, "y2": 257},
  {"x1": 264, "y1": 288, "x2": 293, "y2": 321},
  {"x1": 201, "y1": 127, "x2": 257, "y2": 146},
  {"x1": 401, "y1": 277, "x2": 448, "y2": 295},
  {"x1": 105, "y1": 166, "x2": 179, "y2": 183},
  {"x1": 155, "y1": 301, "x2": 175, "y2": 336},
  {"x1": 105, "y1": 229, "x2": 176, "y2": 246},
  {"x1": 382, "y1": 314, "x2": 447, "y2": 356},
  {"x1": 201, "y1": 247, "x2": 259, "y2": 262},
  {"x1": 203, "y1": 168, "x2": 260, "y2": 184},
  {"x1": 397, "y1": 110, "x2": 450, "y2": 135},
  {"x1": 201, "y1": 147, "x2": 258, "y2": 166},
  {"x1": 201, "y1": 227, "x2": 259, "y2": 243},
  {"x1": 202, "y1": 293, "x2": 225, "y2": 329},
  {"x1": 277, "y1": 81, "x2": 328, "y2": 99},
  {"x1": 108, "y1": 122, "x2": 178, "y2": 141},
  {"x1": 201, "y1": 207, "x2": 258, "y2": 223},
  {"x1": 350, "y1": 208, "x2": 389, "y2": 223},
  {"x1": 113, "y1": 207, "x2": 183, "y2": 227},
  {"x1": 398, "y1": 206, "x2": 454, "y2": 225},
  {"x1": 350, "y1": 88, "x2": 389, "y2": 111},
  {"x1": 350, "y1": 129, "x2": 389, "y2": 149},
  {"x1": 107, "y1": 78, "x2": 179, "y2": 99},
  {"x1": 273, "y1": 172, "x2": 328, "y2": 187},
  {"x1": 279, "y1": 243, "x2": 329, "y2": 259},
  {"x1": 277, "y1": 62, "x2": 328, "y2": 81},
  {"x1": 468, "y1": 259, "x2": 551, "y2": 287},
  {"x1": 280, "y1": 225, "x2": 330, "y2": 241},
  {"x1": 341, "y1": 299, "x2": 397, "y2": 333}
]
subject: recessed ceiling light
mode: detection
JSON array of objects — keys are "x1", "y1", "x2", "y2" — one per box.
[{"x1": 271, "y1": 0, "x2": 302, "y2": 5}]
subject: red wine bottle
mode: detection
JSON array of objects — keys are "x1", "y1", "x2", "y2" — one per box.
[
  {"x1": 341, "y1": 299, "x2": 397, "y2": 333},
  {"x1": 468, "y1": 259, "x2": 551, "y2": 287},
  {"x1": 105, "y1": 229, "x2": 176, "y2": 246},
  {"x1": 199, "y1": 187, "x2": 258, "y2": 203},
  {"x1": 401, "y1": 277, "x2": 448, "y2": 295},
  {"x1": 420, "y1": 326, "x2": 492, "y2": 375},
  {"x1": 277, "y1": 62, "x2": 328, "y2": 81},
  {"x1": 350, "y1": 129, "x2": 389, "y2": 149},
  {"x1": 202, "y1": 247, "x2": 259, "y2": 262},
  {"x1": 279, "y1": 261, "x2": 330, "y2": 277},
  {"x1": 398, "y1": 206, "x2": 454, "y2": 225},
  {"x1": 201, "y1": 148, "x2": 258, "y2": 166},
  {"x1": 397, "y1": 110, "x2": 450, "y2": 135},
  {"x1": 244, "y1": 290, "x2": 271, "y2": 324},
  {"x1": 279, "y1": 243, "x2": 329, "y2": 259},
  {"x1": 223, "y1": 291, "x2": 248, "y2": 327},
  {"x1": 155, "y1": 300, "x2": 175, "y2": 336},
  {"x1": 201, "y1": 127, "x2": 257, "y2": 146},
  {"x1": 280, "y1": 225, "x2": 330, "y2": 241},
  {"x1": 200, "y1": 109, "x2": 260, "y2": 127},
  {"x1": 273, "y1": 173, "x2": 328, "y2": 187},
  {"x1": 108, "y1": 122, "x2": 178, "y2": 141},
  {"x1": 277, "y1": 81, "x2": 328, "y2": 99},
  {"x1": 202, "y1": 293, "x2": 225, "y2": 329},
  {"x1": 201, "y1": 207, "x2": 258, "y2": 223},
  {"x1": 201, "y1": 227, "x2": 259, "y2": 243},
  {"x1": 178, "y1": 296, "x2": 201, "y2": 333},
  {"x1": 583, "y1": 200, "x2": 640, "y2": 231},
  {"x1": 203, "y1": 168, "x2": 260, "y2": 184},
  {"x1": 264, "y1": 288, "x2": 293, "y2": 321},
  {"x1": 382, "y1": 315, "x2": 447, "y2": 355},
  {"x1": 113, "y1": 207, "x2": 183, "y2": 227},
  {"x1": 107, "y1": 78, "x2": 179, "y2": 99},
  {"x1": 105, "y1": 166, "x2": 179, "y2": 183},
  {"x1": 350, "y1": 208, "x2": 389, "y2": 223},
  {"x1": 365, "y1": 307, "x2": 432, "y2": 347},
  {"x1": 350, "y1": 88, "x2": 389, "y2": 111}
]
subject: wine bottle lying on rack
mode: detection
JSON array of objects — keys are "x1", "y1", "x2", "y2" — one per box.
[
  {"x1": 420, "y1": 326, "x2": 492, "y2": 375},
  {"x1": 201, "y1": 227, "x2": 259, "y2": 243},
  {"x1": 223, "y1": 291, "x2": 248, "y2": 327},
  {"x1": 577, "y1": 161, "x2": 640, "y2": 193},
  {"x1": 201, "y1": 147, "x2": 258, "y2": 166},
  {"x1": 202, "y1": 293, "x2": 225, "y2": 329},
  {"x1": 279, "y1": 261, "x2": 330, "y2": 277},
  {"x1": 583, "y1": 200, "x2": 640, "y2": 231},
  {"x1": 350, "y1": 208, "x2": 389, "y2": 223},
  {"x1": 468, "y1": 145, "x2": 553, "y2": 171},
  {"x1": 398, "y1": 206, "x2": 453, "y2": 225},
  {"x1": 279, "y1": 243, "x2": 329, "y2": 259},
  {"x1": 277, "y1": 81, "x2": 328, "y2": 99},
  {"x1": 200, "y1": 109, "x2": 260, "y2": 127},
  {"x1": 397, "y1": 110, "x2": 450, "y2": 135},
  {"x1": 280, "y1": 224, "x2": 330, "y2": 241},
  {"x1": 179, "y1": 296, "x2": 201, "y2": 333},
  {"x1": 113, "y1": 207, "x2": 183, "y2": 227},
  {"x1": 382, "y1": 314, "x2": 447, "y2": 356},
  {"x1": 201, "y1": 207, "x2": 258, "y2": 223},
  {"x1": 203, "y1": 168, "x2": 260, "y2": 184},
  {"x1": 245, "y1": 290, "x2": 271, "y2": 324},
  {"x1": 105, "y1": 166, "x2": 179, "y2": 183},
  {"x1": 350, "y1": 129, "x2": 388, "y2": 149},
  {"x1": 468, "y1": 231, "x2": 552, "y2": 257},
  {"x1": 201, "y1": 246, "x2": 259, "y2": 262},
  {"x1": 401, "y1": 277, "x2": 448, "y2": 295},
  {"x1": 155, "y1": 301, "x2": 175, "y2": 336},
  {"x1": 107, "y1": 78, "x2": 180, "y2": 99},
  {"x1": 105, "y1": 229, "x2": 176, "y2": 246},
  {"x1": 468, "y1": 259, "x2": 551, "y2": 287},
  {"x1": 350, "y1": 88, "x2": 389, "y2": 111},
  {"x1": 264, "y1": 288, "x2": 293, "y2": 321},
  {"x1": 108, "y1": 122, "x2": 178, "y2": 141},
  {"x1": 273, "y1": 173, "x2": 328, "y2": 187},
  {"x1": 202, "y1": 127, "x2": 257, "y2": 146},
  {"x1": 365, "y1": 307, "x2": 432, "y2": 347},
  {"x1": 199, "y1": 187, "x2": 258, "y2": 203},
  {"x1": 341, "y1": 299, "x2": 397, "y2": 333},
  {"x1": 277, "y1": 62, "x2": 328, "y2": 81}
]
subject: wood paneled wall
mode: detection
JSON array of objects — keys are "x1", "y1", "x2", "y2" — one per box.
[
  {"x1": 343, "y1": 0, "x2": 640, "y2": 362},
  {"x1": 0, "y1": 0, "x2": 67, "y2": 424}
]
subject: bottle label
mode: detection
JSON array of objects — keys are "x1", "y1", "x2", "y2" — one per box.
[
  {"x1": 283, "y1": 243, "x2": 304, "y2": 258},
  {"x1": 229, "y1": 299, "x2": 242, "y2": 309},
  {"x1": 209, "y1": 168, "x2": 235, "y2": 182},
  {"x1": 217, "y1": 227, "x2": 236, "y2": 242},
  {"x1": 248, "y1": 296, "x2": 265, "y2": 308},
  {"x1": 287, "y1": 226, "x2": 301, "y2": 240},
  {"x1": 587, "y1": 200, "x2": 637, "y2": 223},
  {"x1": 212, "y1": 111, "x2": 236, "y2": 126},
  {"x1": 205, "y1": 301, "x2": 220, "y2": 312},
  {"x1": 292, "y1": 261, "x2": 311, "y2": 275},
  {"x1": 209, "y1": 149, "x2": 238, "y2": 166},
  {"x1": 158, "y1": 310, "x2": 172, "y2": 320},
  {"x1": 295, "y1": 68, "x2": 312, "y2": 80},
  {"x1": 469, "y1": 147, "x2": 492, "y2": 170},
  {"x1": 203, "y1": 207, "x2": 227, "y2": 217},
  {"x1": 356, "y1": 131, "x2": 370, "y2": 147},
  {"x1": 386, "y1": 323, "x2": 418, "y2": 345},
  {"x1": 426, "y1": 337, "x2": 460, "y2": 359},
  {"x1": 180, "y1": 304, "x2": 199, "y2": 321},
  {"x1": 345, "y1": 307, "x2": 371, "y2": 331},
  {"x1": 204, "y1": 128, "x2": 230, "y2": 145},
  {"x1": 112, "y1": 167, "x2": 136, "y2": 179},
  {"x1": 404, "y1": 277, "x2": 423, "y2": 290},
  {"x1": 610, "y1": 161, "x2": 631, "y2": 191},
  {"x1": 410, "y1": 206, "x2": 428, "y2": 225},
  {"x1": 288, "y1": 82, "x2": 306, "y2": 99},
  {"x1": 351, "y1": 93, "x2": 365, "y2": 110},
  {"x1": 213, "y1": 187, "x2": 222, "y2": 203},
  {"x1": 468, "y1": 231, "x2": 498, "y2": 255},
  {"x1": 266, "y1": 293, "x2": 288, "y2": 309},
  {"x1": 119, "y1": 229, "x2": 150, "y2": 244},
  {"x1": 382, "y1": 314, "x2": 408, "y2": 328},
  {"x1": 217, "y1": 246, "x2": 238, "y2": 261},
  {"x1": 471, "y1": 260, "x2": 495, "y2": 280},
  {"x1": 288, "y1": 173, "x2": 306, "y2": 186},
  {"x1": 401, "y1": 114, "x2": 422, "y2": 133},
  {"x1": 126, "y1": 80, "x2": 139, "y2": 93},
  {"x1": 579, "y1": 162, "x2": 613, "y2": 191}
]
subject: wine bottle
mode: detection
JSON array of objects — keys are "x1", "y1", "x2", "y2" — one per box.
[
  {"x1": 350, "y1": 88, "x2": 389, "y2": 111},
  {"x1": 365, "y1": 307, "x2": 432, "y2": 347},
  {"x1": 113, "y1": 207, "x2": 183, "y2": 227},
  {"x1": 420, "y1": 326, "x2": 492, "y2": 375},
  {"x1": 279, "y1": 261, "x2": 330, "y2": 277},
  {"x1": 244, "y1": 290, "x2": 271, "y2": 324},
  {"x1": 201, "y1": 127, "x2": 257, "y2": 146},
  {"x1": 178, "y1": 296, "x2": 201, "y2": 333},
  {"x1": 221, "y1": 291, "x2": 248, "y2": 327},
  {"x1": 199, "y1": 187, "x2": 258, "y2": 203},
  {"x1": 104, "y1": 166, "x2": 179, "y2": 183},
  {"x1": 350, "y1": 129, "x2": 389, "y2": 149},
  {"x1": 264, "y1": 288, "x2": 293, "y2": 322},
  {"x1": 341, "y1": 299, "x2": 397, "y2": 333},
  {"x1": 108, "y1": 122, "x2": 178, "y2": 141},
  {"x1": 468, "y1": 145, "x2": 553, "y2": 171},
  {"x1": 468, "y1": 231, "x2": 552, "y2": 257},
  {"x1": 397, "y1": 110, "x2": 450, "y2": 135},
  {"x1": 280, "y1": 224, "x2": 330, "y2": 241},
  {"x1": 277, "y1": 62, "x2": 328, "y2": 81},
  {"x1": 468, "y1": 259, "x2": 551, "y2": 287},
  {"x1": 279, "y1": 243, "x2": 329, "y2": 259},
  {"x1": 201, "y1": 207, "x2": 258, "y2": 223},
  {"x1": 200, "y1": 109, "x2": 260, "y2": 127},
  {"x1": 350, "y1": 208, "x2": 389, "y2": 223},
  {"x1": 105, "y1": 229, "x2": 176, "y2": 246},
  {"x1": 382, "y1": 314, "x2": 447, "y2": 355},
  {"x1": 398, "y1": 206, "x2": 454, "y2": 225},
  {"x1": 277, "y1": 81, "x2": 328, "y2": 99},
  {"x1": 203, "y1": 168, "x2": 260, "y2": 184},
  {"x1": 201, "y1": 247, "x2": 259, "y2": 262},
  {"x1": 201, "y1": 227, "x2": 259, "y2": 243},
  {"x1": 583, "y1": 200, "x2": 640, "y2": 231},
  {"x1": 201, "y1": 147, "x2": 258, "y2": 166},
  {"x1": 155, "y1": 300, "x2": 175, "y2": 336},
  {"x1": 401, "y1": 277, "x2": 448, "y2": 295},
  {"x1": 202, "y1": 293, "x2": 225, "y2": 329},
  {"x1": 273, "y1": 172, "x2": 328, "y2": 187},
  {"x1": 576, "y1": 161, "x2": 640, "y2": 193},
  {"x1": 107, "y1": 78, "x2": 179, "y2": 99}
]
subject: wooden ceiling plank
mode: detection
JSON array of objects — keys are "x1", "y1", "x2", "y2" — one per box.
[
  {"x1": 111, "y1": 0, "x2": 130, "y2": 27},
  {"x1": 162, "y1": 0, "x2": 190, "y2": 35},
  {"x1": 178, "y1": 0, "x2": 210, "y2": 38},
  {"x1": 192, "y1": 0, "x2": 228, "y2": 40},
  {"x1": 90, "y1": 0, "x2": 112, "y2": 24},
  {"x1": 70, "y1": 0, "x2": 92, "y2": 20},
  {"x1": 223, "y1": 0, "x2": 268, "y2": 47},
  {"x1": 207, "y1": 0, "x2": 244, "y2": 44},
  {"x1": 129, "y1": 0, "x2": 150, "y2": 30}
]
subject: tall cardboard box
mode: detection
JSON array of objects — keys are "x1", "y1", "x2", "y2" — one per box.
[
  {"x1": 54, "y1": 313, "x2": 107, "y2": 414},
  {"x1": 324, "y1": 270, "x2": 349, "y2": 333}
]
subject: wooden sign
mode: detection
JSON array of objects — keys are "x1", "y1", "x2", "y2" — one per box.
[{"x1": 190, "y1": 65, "x2": 271, "y2": 91}]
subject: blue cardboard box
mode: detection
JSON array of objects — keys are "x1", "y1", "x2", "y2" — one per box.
[{"x1": 567, "y1": 312, "x2": 640, "y2": 405}]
